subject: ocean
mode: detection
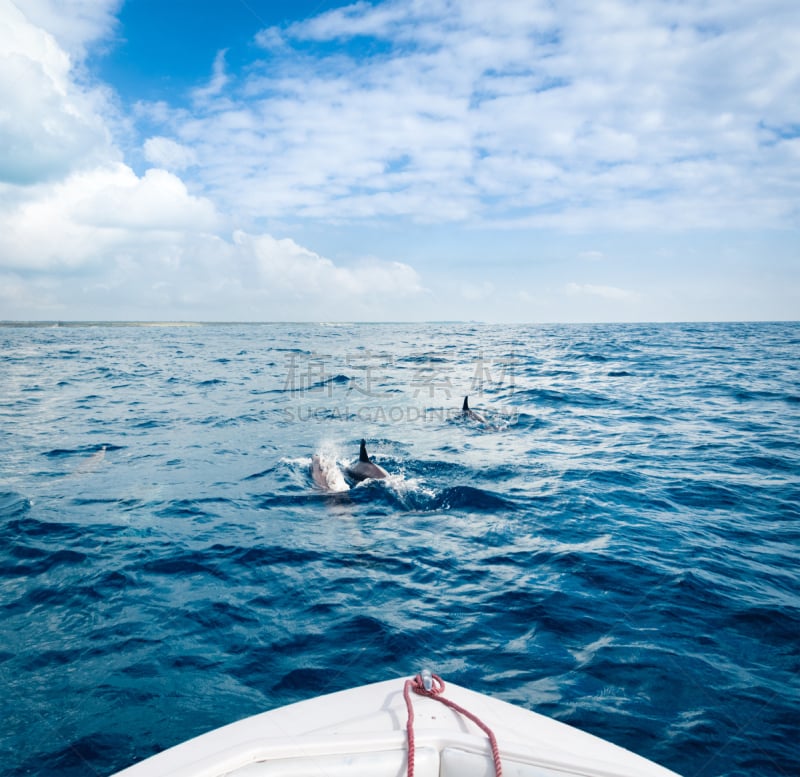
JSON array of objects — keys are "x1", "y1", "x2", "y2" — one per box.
[{"x1": 0, "y1": 321, "x2": 797, "y2": 777}]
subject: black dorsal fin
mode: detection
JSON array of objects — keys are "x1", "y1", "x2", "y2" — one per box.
[
  {"x1": 463, "y1": 396, "x2": 469, "y2": 411},
  {"x1": 359, "y1": 439, "x2": 370, "y2": 462}
]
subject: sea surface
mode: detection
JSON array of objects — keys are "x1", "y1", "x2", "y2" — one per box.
[{"x1": 1, "y1": 321, "x2": 798, "y2": 777}]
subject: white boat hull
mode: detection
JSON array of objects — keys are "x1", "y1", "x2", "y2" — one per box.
[{"x1": 112, "y1": 677, "x2": 681, "y2": 777}]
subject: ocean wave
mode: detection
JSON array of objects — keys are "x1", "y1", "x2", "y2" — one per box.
[
  {"x1": 0, "y1": 491, "x2": 31, "y2": 518},
  {"x1": 1, "y1": 321, "x2": 799, "y2": 777}
]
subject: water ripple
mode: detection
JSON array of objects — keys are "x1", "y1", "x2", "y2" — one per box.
[{"x1": 0, "y1": 322, "x2": 798, "y2": 777}]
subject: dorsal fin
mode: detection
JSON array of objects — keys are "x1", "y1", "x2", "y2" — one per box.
[
  {"x1": 463, "y1": 396, "x2": 469, "y2": 411},
  {"x1": 359, "y1": 439, "x2": 370, "y2": 462}
]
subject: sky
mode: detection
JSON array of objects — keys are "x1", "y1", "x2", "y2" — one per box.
[{"x1": 0, "y1": 0, "x2": 798, "y2": 322}]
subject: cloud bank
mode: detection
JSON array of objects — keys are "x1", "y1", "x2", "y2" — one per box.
[
  {"x1": 1, "y1": 0, "x2": 798, "y2": 321},
  {"x1": 169, "y1": 0, "x2": 800, "y2": 230},
  {"x1": 0, "y1": 0, "x2": 424, "y2": 320}
]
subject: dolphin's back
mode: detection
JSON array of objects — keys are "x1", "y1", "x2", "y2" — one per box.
[
  {"x1": 346, "y1": 460, "x2": 388, "y2": 481},
  {"x1": 462, "y1": 395, "x2": 487, "y2": 424},
  {"x1": 347, "y1": 439, "x2": 388, "y2": 481}
]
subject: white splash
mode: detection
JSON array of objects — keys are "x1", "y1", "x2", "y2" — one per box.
[{"x1": 310, "y1": 447, "x2": 350, "y2": 493}]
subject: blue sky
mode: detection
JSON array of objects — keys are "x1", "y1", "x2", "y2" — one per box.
[{"x1": 1, "y1": 0, "x2": 798, "y2": 322}]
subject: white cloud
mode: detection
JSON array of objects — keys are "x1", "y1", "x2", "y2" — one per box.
[
  {"x1": 146, "y1": 0, "x2": 800, "y2": 231},
  {"x1": 0, "y1": 0, "x2": 117, "y2": 185},
  {"x1": 231, "y1": 231, "x2": 423, "y2": 298},
  {"x1": 566, "y1": 282, "x2": 638, "y2": 301},
  {"x1": 10, "y1": 0, "x2": 120, "y2": 61},
  {"x1": 0, "y1": 2, "x2": 426, "y2": 320},
  {"x1": 0, "y1": 164, "x2": 220, "y2": 269},
  {"x1": 143, "y1": 136, "x2": 198, "y2": 170},
  {"x1": 0, "y1": 155, "x2": 424, "y2": 315},
  {"x1": 253, "y1": 25, "x2": 285, "y2": 52},
  {"x1": 192, "y1": 48, "x2": 229, "y2": 103},
  {"x1": 287, "y1": 0, "x2": 413, "y2": 42},
  {"x1": 0, "y1": 0, "x2": 797, "y2": 322}
]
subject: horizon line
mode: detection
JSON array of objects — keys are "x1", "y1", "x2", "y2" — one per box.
[{"x1": 1, "y1": 319, "x2": 798, "y2": 327}]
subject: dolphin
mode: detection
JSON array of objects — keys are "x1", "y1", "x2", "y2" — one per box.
[
  {"x1": 70, "y1": 445, "x2": 108, "y2": 477},
  {"x1": 462, "y1": 396, "x2": 487, "y2": 424},
  {"x1": 311, "y1": 452, "x2": 350, "y2": 493},
  {"x1": 345, "y1": 439, "x2": 388, "y2": 482}
]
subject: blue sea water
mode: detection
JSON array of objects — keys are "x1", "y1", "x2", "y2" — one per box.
[{"x1": 0, "y1": 321, "x2": 798, "y2": 777}]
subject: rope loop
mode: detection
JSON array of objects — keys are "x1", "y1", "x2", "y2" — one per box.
[
  {"x1": 403, "y1": 672, "x2": 503, "y2": 777},
  {"x1": 411, "y1": 670, "x2": 445, "y2": 697}
]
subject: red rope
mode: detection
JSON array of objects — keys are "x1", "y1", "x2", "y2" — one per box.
[{"x1": 404, "y1": 673, "x2": 503, "y2": 777}]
